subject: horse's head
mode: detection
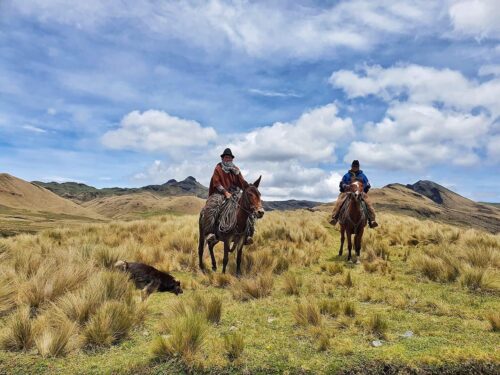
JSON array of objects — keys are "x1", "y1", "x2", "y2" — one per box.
[
  {"x1": 348, "y1": 180, "x2": 364, "y2": 201},
  {"x1": 243, "y1": 176, "x2": 264, "y2": 218}
]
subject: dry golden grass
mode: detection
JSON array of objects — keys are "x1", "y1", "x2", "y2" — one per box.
[
  {"x1": 231, "y1": 274, "x2": 274, "y2": 301},
  {"x1": 282, "y1": 272, "x2": 302, "y2": 296},
  {"x1": 294, "y1": 299, "x2": 322, "y2": 326},
  {"x1": 486, "y1": 312, "x2": 500, "y2": 332},
  {"x1": 224, "y1": 332, "x2": 245, "y2": 361}
]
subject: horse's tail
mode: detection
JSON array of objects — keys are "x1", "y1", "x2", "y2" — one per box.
[{"x1": 198, "y1": 211, "x2": 205, "y2": 254}]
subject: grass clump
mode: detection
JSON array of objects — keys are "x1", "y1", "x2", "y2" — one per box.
[
  {"x1": 152, "y1": 312, "x2": 207, "y2": 360},
  {"x1": 342, "y1": 301, "x2": 356, "y2": 317},
  {"x1": 0, "y1": 306, "x2": 35, "y2": 352},
  {"x1": 83, "y1": 300, "x2": 136, "y2": 348},
  {"x1": 294, "y1": 300, "x2": 322, "y2": 326},
  {"x1": 224, "y1": 332, "x2": 245, "y2": 361},
  {"x1": 366, "y1": 313, "x2": 389, "y2": 338},
  {"x1": 35, "y1": 313, "x2": 77, "y2": 357},
  {"x1": 317, "y1": 333, "x2": 330, "y2": 352},
  {"x1": 0, "y1": 276, "x2": 16, "y2": 315},
  {"x1": 486, "y1": 312, "x2": 500, "y2": 332},
  {"x1": 460, "y1": 266, "x2": 499, "y2": 292},
  {"x1": 282, "y1": 272, "x2": 302, "y2": 296},
  {"x1": 232, "y1": 274, "x2": 274, "y2": 301},
  {"x1": 319, "y1": 299, "x2": 341, "y2": 318}
]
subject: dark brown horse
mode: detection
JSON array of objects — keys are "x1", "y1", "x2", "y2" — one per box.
[
  {"x1": 198, "y1": 177, "x2": 264, "y2": 276},
  {"x1": 338, "y1": 180, "x2": 367, "y2": 262}
]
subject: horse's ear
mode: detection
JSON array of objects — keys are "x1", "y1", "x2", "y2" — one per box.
[{"x1": 253, "y1": 175, "x2": 262, "y2": 188}]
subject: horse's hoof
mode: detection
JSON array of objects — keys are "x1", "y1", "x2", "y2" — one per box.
[
  {"x1": 212, "y1": 266, "x2": 217, "y2": 272},
  {"x1": 356, "y1": 260, "x2": 361, "y2": 265}
]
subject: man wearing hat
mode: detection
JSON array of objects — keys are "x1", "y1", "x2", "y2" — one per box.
[
  {"x1": 204, "y1": 148, "x2": 254, "y2": 244},
  {"x1": 208, "y1": 148, "x2": 249, "y2": 197},
  {"x1": 330, "y1": 160, "x2": 378, "y2": 228}
]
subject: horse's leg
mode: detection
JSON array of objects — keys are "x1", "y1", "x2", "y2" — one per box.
[
  {"x1": 198, "y1": 217, "x2": 206, "y2": 272},
  {"x1": 235, "y1": 237, "x2": 245, "y2": 277},
  {"x1": 208, "y1": 240, "x2": 217, "y2": 271},
  {"x1": 355, "y1": 228, "x2": 363, "y2": 258},
  {"x1": 338, "y1": 225, "x2": 345, "y2": 256},
  {"x1": 347, "y1": 230, "x2": 353, "y2": 261},
  {"x1": 222, "y1": 240, "x2": 230, "y2": 274}
]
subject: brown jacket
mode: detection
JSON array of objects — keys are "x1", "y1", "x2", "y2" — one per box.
[{"x1": 208, "y1": 163, "x2": 249, "y2": 196}]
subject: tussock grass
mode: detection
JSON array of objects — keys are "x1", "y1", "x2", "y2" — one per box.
[
  {"x1": 224, "y1": 332, "x2": 245, "y2": 361},
  {"x1": 317, "y1": 333, "x2": 330, "y2": 352},
  {"x1": 319, "y1": 299, "x2": 341, "y2": 318},
  {"x1": 152, "y1": 312, "x2": 207, "y2": 360},
  {"x1": 282, "y1": 272, "x2": 302, "y2": 296},
  {"x1": 342, "y1": 301, "x2": 357, "y2": 317},
  {"x1": 162, "y1": 293, "x2": 222, "y2": 326},
  {"x1": 232, "y1": 274, "x2": 274, "y2": 301},
  {"x1": 486, "y1": 312, "x2": 500, "y2": 332},
  {"x1": 35, "y1": 312, "x2": 77, "y2": 357},
  {"x1": 294, "y1": 300, "x2": 322, "y2": 326},
  {"x1": 366, "y1": 313, "x2": 389, "y2": 338},
  {"x1": 460, "y1": 266, "x2": 499, "y2": 292},
  {"x1": 83, "y1": 300, "x2": 136, "y2": 347},
  {"x1": 0, "y1": 306, "x2": 35, "y2": 351},
  {"x1": 0, "y1": 275, "x2": 16, "y2": 315}
]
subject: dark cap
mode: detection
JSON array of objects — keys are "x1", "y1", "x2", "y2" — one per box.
[
  {"x1": 351, "y1": 160, "x2": 360, "y2": 167},
  {"x1": 220, "y1": 148, "x2": 235, "y2": 158}
]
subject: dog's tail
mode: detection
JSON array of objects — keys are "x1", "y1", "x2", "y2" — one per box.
[{"x1": 114, "y1": 260, "x2": 129, "y2": 271}]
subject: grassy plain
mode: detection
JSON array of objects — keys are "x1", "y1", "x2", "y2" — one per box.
[{"x1": 0, "y1": 211, "x2": 498, "y2": 374}]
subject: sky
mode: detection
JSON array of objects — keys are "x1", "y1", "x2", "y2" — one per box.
[{"x1": 0, "y1": 0, "x2": 499, "y2": 202}]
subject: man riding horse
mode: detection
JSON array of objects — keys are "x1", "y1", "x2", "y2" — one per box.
[
  {"x1": 330, "y1": 160, "x2": 378, "y2": 228},
  {"x1": 205, "y1": 148, "x2": 255, "y2": 245}
]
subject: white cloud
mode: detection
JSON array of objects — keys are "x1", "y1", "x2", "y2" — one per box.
[
  {"x1": 487, "y1": 135, "x2": 500, "y2": 162},
  {"x1": 22, "y1": 125, "x2": 47, "y2": 133},
  {"x1": 102, "y1": 110, "x2": 217, "y2": 152},
  {"x1": 248, "y1": 89, "x2": 301, "y2": 98},
  {"x1": 227, "y1": 104, "x2": 354, "y2": 162},
  {"x1": 9, "y1": 0, "x2": 446, "y2": 60},
  {"x1": 479, "y1": 64, "x2": 500, "y2": 77},
  {"x1": 449, "y1": 0, "x2": 500, "y2": 40},
  {"x1": 331, "y1": 64, "x2": 499, "y2": 170}
]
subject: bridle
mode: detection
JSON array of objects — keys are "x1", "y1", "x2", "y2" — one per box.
[{"x1": 236, "y1": 185, "x2": 261, "y2": 217}]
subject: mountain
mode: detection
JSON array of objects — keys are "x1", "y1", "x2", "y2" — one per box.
[
  {"x1": 263, "y1": 200, "x2": 321, "y2": 211},
  {"x1": 317, "y1": 180, "x2": 500, "y2": 233},
  {"x1": 0, "y1": 173, "x2": 104, "y2": 236},
  {"x1": 82, "y1": 192, "x2": 205, "y2": 219},
  {"x1": 33, "y1": 176, "x2": 208, "y2": 203}
]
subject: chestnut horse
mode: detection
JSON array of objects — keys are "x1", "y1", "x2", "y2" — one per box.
[
  {"x1": 338, "y1": 180, "x2": 368, "y2": 262},
  {"x1": 198, "y1": 177, "x2": 264, "y2": 276}
]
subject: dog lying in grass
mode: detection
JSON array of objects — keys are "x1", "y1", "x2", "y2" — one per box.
[{"x1": 114, "y1": 260, "x2": 183, "y2": 300}]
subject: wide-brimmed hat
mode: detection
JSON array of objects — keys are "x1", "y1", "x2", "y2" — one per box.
[{"x1": 220, "y1": 148, "x2": 235, "y2": 158}]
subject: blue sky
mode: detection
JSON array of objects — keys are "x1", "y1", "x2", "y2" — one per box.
[{"x1": 0, "y1": 1, "x2": 499, "y2": 201}]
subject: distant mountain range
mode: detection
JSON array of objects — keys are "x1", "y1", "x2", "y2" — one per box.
[
  {"x1": 0, "y1": 173, "x2": 498, "y2": 236},
  {"x1": 33, "y1": 177, "x2": 321, "y2": 212}
]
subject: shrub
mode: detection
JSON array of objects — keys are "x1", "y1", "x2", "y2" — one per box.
[
  {"x1": 0, "y1": 306, "x2": 35, "y2": 351},
  {"x1": 152, "y1": 312, "x2": 207, "y2": 360},
  {"x1": 232, "y1": 274, "x2": 274, "y2": 301},
  {"x1": 486, "y1": 312, "x2": 500, "y2": 332},
  {"x1": 35, "y1": 313, "x2": 77, "y2": 357},
  {"x1": 319, "y1": 299, "x2": 341, "y2": 318},
  {"x1": 224, "y1": 332, "x2": 245, "y2": 361},
  {"x1": 282, "y1": 272, "x2": 302, "y2": 296},
  {"x1": 367, "y1": 313, "x2": 388, "y2": 338},
  {"x1": 342, "y1": 301, "x2": 356, "y2": 317},
  {"x1": 294, "y1": 300, "x2": 322, "y2": 326},
  {"x1": 83, "y1": 300, "x2": 135, "y2": 347}
]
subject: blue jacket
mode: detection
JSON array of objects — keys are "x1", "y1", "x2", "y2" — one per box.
[{"x1": 339, "y1": 170, "x2": 371, "y2": 193}]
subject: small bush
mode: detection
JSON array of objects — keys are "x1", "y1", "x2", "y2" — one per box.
[
  {"x1": 83, "y1": 301, "x2": 135, "y2": 347},
  {"x1": 486, "y1": 312, "x2": 500, "y2": 332},
  {"x1": 205, "y1": 296, "x2": 222, "y2": 324},
  {"x1": 35, "y1": 313, "x2": 77, "y2": 357},
  {"x1": 232, "y1": 274, "x2": 274, "y2": 301},
  {"x1": 342, "y1": 301, "x2": 356, "y2": 317},
  {"x1": 282, "y1": 272, "x2": 302, "y2": 296},
  {"x1": 367, "y1": 313, "x2": 388, "y2": 338},
  {"x1": 0, "y1": 306, "x2": 35, "y2": 351},
  {"x1": 152, "y1": 313, "x2": 207, "y2": 360},
  {"x1": 319, "y1": 299, "x2": 341, "y2": 318},
  {"x1": 294, "y1": 300, "x2": 322, "y2": 326},
  {"x1": 224, "y1": 332, "x2": 245, "y2": 361},
  {"x1": 317, "y1": 333, "x2": 330, "y2": 352}
]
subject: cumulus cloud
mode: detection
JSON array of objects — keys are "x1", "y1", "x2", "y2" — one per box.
[
  {"x1": 227, "y1": 104, "x2": 354, "y2": 162},
  {"x1": 449, "y1": 0, "x2": 500, "y2": 40},
  {"x1": 331, "y1": 64, "x2": 499, "y2": 170},
  {"x1": 102, "y1": 110, "x2": 217, "y2": 152}
]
